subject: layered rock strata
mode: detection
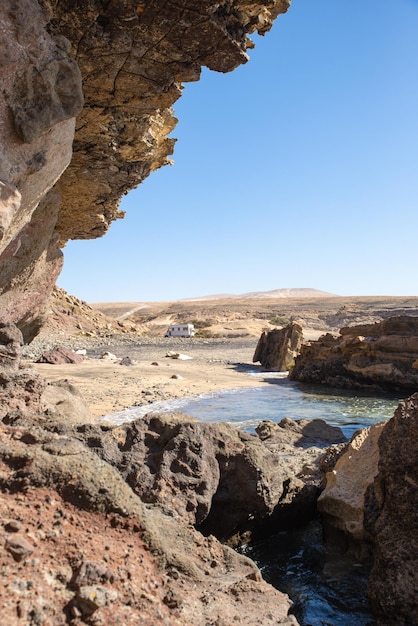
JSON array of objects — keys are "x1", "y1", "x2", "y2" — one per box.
[
  {"x1": 0, "y1": 0, "x2": 290, "y2": 341},
  {"x1": 253, "y1": 321, "x2": 303, "y2": 370},
  {"x1": 290, "y1": 316, "x2": 418, "y2": 392}
]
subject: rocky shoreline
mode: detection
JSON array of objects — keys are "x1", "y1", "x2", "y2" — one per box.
[{"x1": 1, "y1": 320, "x2": 418, "y2": 624}]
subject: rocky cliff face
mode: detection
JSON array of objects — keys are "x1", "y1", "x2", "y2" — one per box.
[
  {"x1": 0, "y1": 0, "x2": 290, "y2": 342},
  {"x1": 290, "y1": 316, "x2": 418, "y2": 392},
  {"x1": 318, "y1": 394, "x2": 418, "y2": 626}
]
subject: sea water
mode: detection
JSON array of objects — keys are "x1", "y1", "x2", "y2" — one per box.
[
  {"x1": 105, "y1": 375, "x2": 401, "y2": 626},
  {"x1": 107, "y1": 372, "x2": 400, "y2": 440}
]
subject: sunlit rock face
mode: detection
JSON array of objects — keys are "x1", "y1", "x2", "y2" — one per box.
[
  {"x1": 0, "y1": 0, "x2": 290, "y2": 341},
  {"x1": 290, "y1": 316, "x2": 418, "y2": 392},
  {"x1": 364, "y1": 394, "x2": 418, "y2": 626}
]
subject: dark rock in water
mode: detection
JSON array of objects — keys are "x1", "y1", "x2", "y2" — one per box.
[
  {"x1": 36, "y1": 346, "x2": 83, "y2": 364},
  {"x1": 364, "y1": 394, "x2": 418, "y2": 625},
  {"x1": 290, "y1": 316, "x2": 418, "y2": 392},
  {"x1": 73, "y1": 413, "x2": 345, "y2": 545},
  {"x1": 253, "y1": 322, "x2": 303, "y2": 371}
]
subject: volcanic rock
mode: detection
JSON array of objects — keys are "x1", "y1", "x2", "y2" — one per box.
[
  {"x1": 0, "y1": 416, "x2": 298, "y2": 625},
  {"x1": 36, "y1": 346, "x2": 84, "y2": 364},
  {"x1": 364, "y1": 394, "x2": 418, "y2": 625},
  {"x1": 290, "y1": 316, "x2": 418, "y2": 391},
  {"x1": 72, "y1": 413, "x2": 345, "y2": 544},
  {"x1": 253, "y1": 322, "x2": 304, "y2": 370}
]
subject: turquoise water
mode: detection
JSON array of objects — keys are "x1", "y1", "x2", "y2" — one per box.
[
  {"x1": 107, "y1": 375, "x2": 400, "y2": 439},
  {"x1": 172, "y1": 375, "x2": 400, "y2": 439}
]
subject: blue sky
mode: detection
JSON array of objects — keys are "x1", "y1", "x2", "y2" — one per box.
[{"x1": 58, "y1": 0, "x2": 418, "y2": 302}]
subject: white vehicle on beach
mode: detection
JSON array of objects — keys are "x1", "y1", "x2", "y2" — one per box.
[{"x1": 164, "y1": 324, "x2": 196, "y2": 338}]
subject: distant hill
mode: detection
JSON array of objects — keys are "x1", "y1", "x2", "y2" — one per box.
[{"x1": 181, "y1": 288, "x2": 338, "y2": 301}]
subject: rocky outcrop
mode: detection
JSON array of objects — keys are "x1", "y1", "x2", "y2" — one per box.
[
  {"x1": 290, "y1": 316, "x2": 418, "y2": 392},
  {"x1": 63, "y1": 413, "x2": 344, "y2": 545},
  {"x1": 317, "y1": 422, "x2": 385, "y2": 556},
  {"x1": 253, "y1": 322, "x2": 304, "y2": 370},
  {"x1": 1, "y1": 322, "x2": 352, "y2": 624},
  {"x1": 364, "y1": 394, "x2": 418, "y2": 625},
  {"x1": 312, "y1": 394, "x2": 418, "y2": 625},
  {"x1": 0, "y1": 323, "x2": 93, "y2": 424},
  {"x1": 0, "y1": 417, "x2": 298, "y2": 625},
  {"x1": 0, "y1": 1, "x2": 290, "y2": 340}
]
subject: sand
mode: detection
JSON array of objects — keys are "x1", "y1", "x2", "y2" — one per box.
[{"x1": 31, "y1": 337, "x2": 275, "y2": 418}]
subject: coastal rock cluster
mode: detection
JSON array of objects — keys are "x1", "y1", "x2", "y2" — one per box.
[
  {"x1": 290, "y1": 316, "x2": 418, "y2": 392},
  {"x1": 0, "y1": 0, "x2": 290, "y2": 341},
  {"x1": 1, "y1": 323, "x2": 352, "y2": 624}
]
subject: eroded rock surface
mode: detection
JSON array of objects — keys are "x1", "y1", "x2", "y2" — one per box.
[
  {"x1": 318, "y1": 422, "x2": 385, "y2": 555},
  {"x1": 312, "y1": 394, "x2": 418, "y2": 625},
  {"x1": 364, "y1": 394, "x2": 418, "y2": 625},
  {"x1": 0, "y1": 413, "x2": 299, "y2": 625},
  {"x1": 290, "y1": 316, "x2": 418, "y2": 392},
  {"x1": 0, "y1": 0, "x2": 290, "y2": 340},
  {"x1": 65, "y1": 413, "x2": 345, "y2": 544},
  {"x1": 253, "y1": 321, "x2": 304, "y2": 370}
]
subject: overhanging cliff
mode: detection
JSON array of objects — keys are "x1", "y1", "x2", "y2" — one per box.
[{"x1": 0, "y1": 0, "x2": 290, "y2": 341}]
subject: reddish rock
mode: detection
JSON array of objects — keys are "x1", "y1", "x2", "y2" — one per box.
[
  {"x1": 0, "y1": 418, "x2": 299, "y2": 625},
  {"x1": 36, "y1": 346, "x2": 83, "y2": 364}
]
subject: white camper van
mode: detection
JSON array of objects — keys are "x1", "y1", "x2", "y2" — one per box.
[{"x1": 164, "y1": 324, "x2": 195, "y2": 338}]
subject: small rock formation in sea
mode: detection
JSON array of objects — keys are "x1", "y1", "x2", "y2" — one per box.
[
  {"x1": 290, "y1": 316, "x2": 418, "y2": 392},
  {"x1": 253, "y1": 322, "x2": 304, "y2": 370}
]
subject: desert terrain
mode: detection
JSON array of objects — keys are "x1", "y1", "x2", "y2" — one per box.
[{"x1": 27, "y1": 288, "x2": 418, "y2": 419}]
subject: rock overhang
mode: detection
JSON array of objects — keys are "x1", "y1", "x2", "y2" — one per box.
[{"x1": 0, "y1": 0, "x2": 291, "y2": 341}]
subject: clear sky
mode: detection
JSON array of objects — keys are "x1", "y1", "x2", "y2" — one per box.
[{"x1": 58, "y1": 0, "x2": 418, "y2": 303}]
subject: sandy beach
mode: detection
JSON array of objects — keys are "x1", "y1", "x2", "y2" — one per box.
[{"x1": 30, "y1": 337, "x2": 275, "y2": 418}]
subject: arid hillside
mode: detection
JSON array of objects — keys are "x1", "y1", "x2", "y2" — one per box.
[
  {"x1": 92, "y1": 293, "x2": 418, "y2": 340},
  {"x1": 40, "y1": 288, "x2": 418, "y2": 342}
]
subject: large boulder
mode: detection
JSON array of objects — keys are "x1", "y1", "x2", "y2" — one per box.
[
  {"x1": 71, "y1": 413, "x2": 346, "y2": 544},
  {"x1": 290, "y1": 316, "x2": 418, "y2": 392},
  {"x1": 317, "y1": 422, "x2": 385, "y2": 556},
  {"x1": 312, "y1": 394, "x2": 418, "y2": 625},
  {"x1": 253, "y1": 322, "x2": 304, "y2": 370}
]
